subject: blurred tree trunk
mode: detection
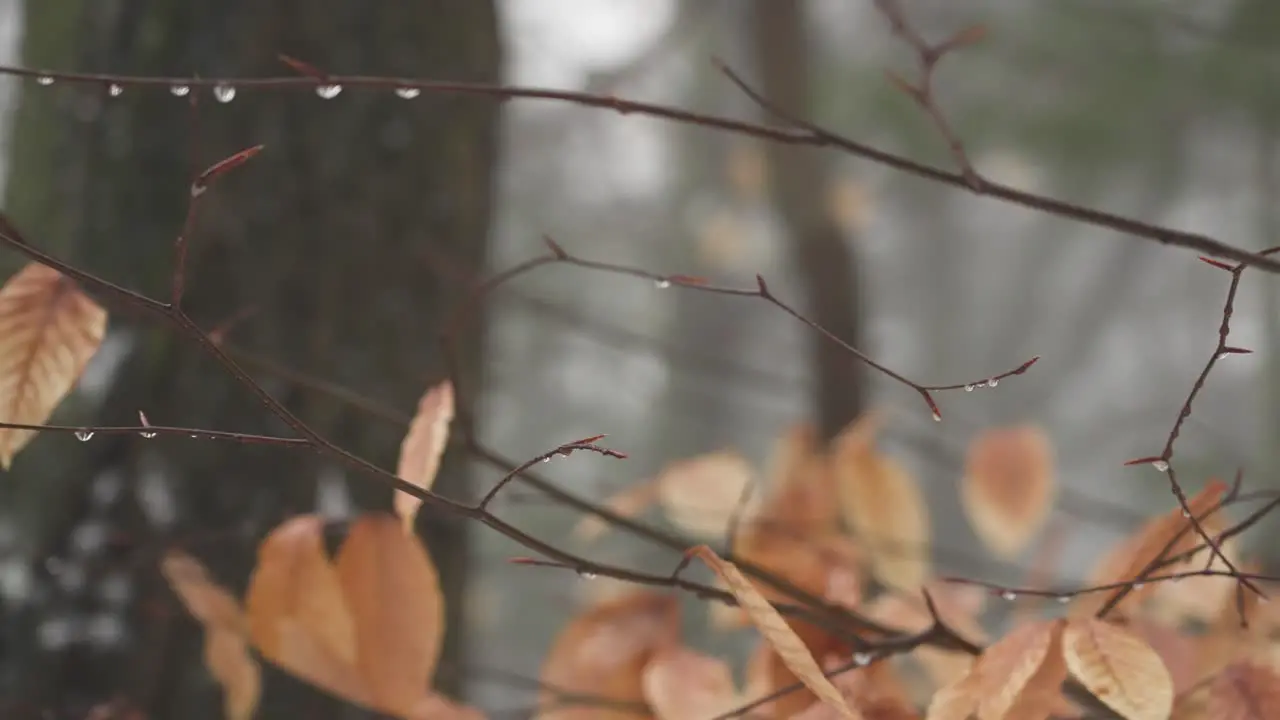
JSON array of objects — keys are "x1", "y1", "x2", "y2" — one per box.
[
  {"x1": 5, "y1": 0, "x2": 499, "y2": 716},
  {"x1": 749, "y1": 1, "x2": 865, "y2": 440}
]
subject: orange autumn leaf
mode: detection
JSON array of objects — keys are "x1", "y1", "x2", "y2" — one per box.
[
  {"x1": 336, "y1": 514, "x2": 445, "y2": 716},
  {"x1": 1076, "y1": 479, "x2": 1227, "y2": 618},
  {"x1": 832, "y1": 414, "x2": 929, "y2": 591},
  {"x1": 656, "y1": 451, "x2": 759, "y2": 539},
  {"x1": 927, "y1": 619, "x2": 1067, "y2": 720},
  {"x1": 245, "y1": 515, "x2": 357, "y2": 671},
  {"x1": 694, "y1": 546, "x2": 864, "y2": 720},
  {"x1": 975, "y1": 619, "x2": 1063, "y2": 720},
  {"x1": 395, "y1": 381, "x2": 454, "y2": 532},
  {"x1": 538, "y1": 591, "x2": 678, "y2": 720},
  {"x1": 1063, "y1": 617, "x2": 1173, "y2": 720},
  {"x1": 642, "y1": 646, "x2": 742, "y2": 720},
  {"x1": 1206, "y1": 662, "x2": 1280, "y2": 720},
  {"x1": 757, "y1": 424, "x2": 840, "y2": 535},
  {"x1": 161, "y1": 552, "x2": 260, "y2": 720},
  {"x1": 0, "y1": 262, "x2": 107, "y2": 468},
  {"x1": 961, "y1": 425, "x2": 1056, "y2": 558},
  {"x1": 162, "y1": 551, "x2": 247, "y2": 633}
]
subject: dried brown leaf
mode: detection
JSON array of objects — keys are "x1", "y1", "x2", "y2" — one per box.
[
  {"x1": 961, "y1": 426, "x2": 1056, "y2": 558},
  {"x1": 0, "y1": 263, "x2": 106, "y2": 468},
  {"x1": 204, "y1": 628, "x2": 262, "y2": 720},
  {"x1": 832, "y1": 415, "x2": 930, "y2": 590},
  {"x1": 1063, "y1": 617, "x2": 1173, "y2": 720},
  {"x1": 161, "y1": 552, "x2": 260, "y2": 720},
  {"x1": 276, "y1": 617, "x2": 373, "y2": 708},
  {"x1": 694, "y1": 546, "x2": 864, "y2": 720},
  {"x1": 538, "y1": 591, "x2": 678, "y2": 720},
  {"x1": 162, "y1": 551, "x2": 246, "y2": 633},
  {"x1": 757, "y1": 423, "x2": 839, "y2": 535},
  {"x1": 998, "y1": 621, "x2": 1069, "y2": 720},
  {"x1": 642, "y1": 646, "x2": 742, "y2": 720},
  {"x1": 656, "y1": 451, "x2": 759, "y2": 539},
  {"x1": 245, "y1": 515, "x2": 356, "y2": 669},
  {"x1": 1206, "y1": 662, "x2": 1280, "y2": 720},
  {"x1": 926, "y1": 671, "x2": 982, "y2": 720},
  {"x1": 336, "y1": 514, "x2": 445, "y2": 716},
  {"x1": 1076, "y1": 480, "x2": 1227, "y2": 618},
  {"x1": 395, "y1": 381, "x2": 454, "y2": 531},
  {"x1": 972, "y1": 619, "x2": 1062, "y2": 720}
]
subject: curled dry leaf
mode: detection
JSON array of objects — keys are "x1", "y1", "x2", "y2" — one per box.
[
  {"x1": 722, "y1": 532, "x2": 861, "y2": 713},
  {"x1": 642, "y1": 646, "x2": 742, "y2": 720},
  {"x1": 1063, "y1": 617, "x2": 1173, "y2": 720},
  {"x1": 961, "y1": 425, "x2": 1056, "y2": 558},
  {"x1": 395, "y1": 381, "x2": 454, "y2": 532},
  {"x1": 832, "y1": 414, "x2": 930, "y2": 591},
  {"x1": 538, "y1": 591, "x2": 678, "y2": 720},
  {"x1": 0, "y1": 263, "x2": 107, "y2": 468},
  {"x1": 694, "y1": 546, "x2": 864, "y2": 720},
  {"x1": 245, "y1": 515, "x2": 357, "y2": 672},
  {"x1": 1075, "y1": 479, "x2": 1227, "y2": 619},
  {"x1": 336, "y1": 514, "x2": 445, "y2": 716},
  {"x1": 573, "y1": 477, "x2": 660, "y2": 543},
  {"x1": 1207, "y1": 661, "x2": 1280, "y2": 720},
  {"x1": 656, "y1": 450, "x2": 759, "y2": 539},
  {"x1": 161, "y1": 552, "x2": 259, "y2": 720}
]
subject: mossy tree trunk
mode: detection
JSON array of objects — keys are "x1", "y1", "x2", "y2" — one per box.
[{"x1": 4, "y1": 1, "x2": 500, "y2": 717}]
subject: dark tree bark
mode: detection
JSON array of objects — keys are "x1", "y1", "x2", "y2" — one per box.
[
  {"x1": 749, "y1": 1, "x2": 866, "y2": 440},
  {"x1": 4, "y1": 1, "x2": 500, "y2": 717}
]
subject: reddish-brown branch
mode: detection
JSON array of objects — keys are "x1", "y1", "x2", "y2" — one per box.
[
  {"x1": 0, "y1": 64, "x2": 1275, "y2": 271},
  {"x1": 444, "y1": 237, "x2": 1039, "y2": 421}
]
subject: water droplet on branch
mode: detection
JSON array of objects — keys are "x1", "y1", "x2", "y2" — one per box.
[
  {"x1": 394, "y1": 87, "x2": 421, "y2": 99},
  {"x1": 36, "y1": 76, "x2": 54, "y2": 86},
  {"x1": 74, "y1": 430, "x2": 94, "y2": 442},
  {"x1": 108, "y1": 84, "x2": 123, "y2": 97},
  {"x1": 169, "y1": 85, "x2": 190, "y2": 97},
  {"x1": 654, "y1": 279, "x2": 671, "y2": 289},
  {"x1": 1152, "y1": 459, "x2": 1170, "y2": 472},
  {"x1": 213, "y1": 85, "x2": 236, "y2": 103},
  {"x1": 1000, "y1": 590, "x2": 1017, "y2": 601},
  {"x1": 315, "y1": 84, "x2": 342, "y2": 99}
]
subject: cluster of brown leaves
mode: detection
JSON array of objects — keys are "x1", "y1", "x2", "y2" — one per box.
[
  {"x1": 161, "y1": 378, "x2": 466, "y2": 719},
  {"x1": 564, "y1": 415, "x2": 1279, "y2": 719},
  {"x1": 1, "y1": 261, "x2": 1276, "y2": 719}
]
